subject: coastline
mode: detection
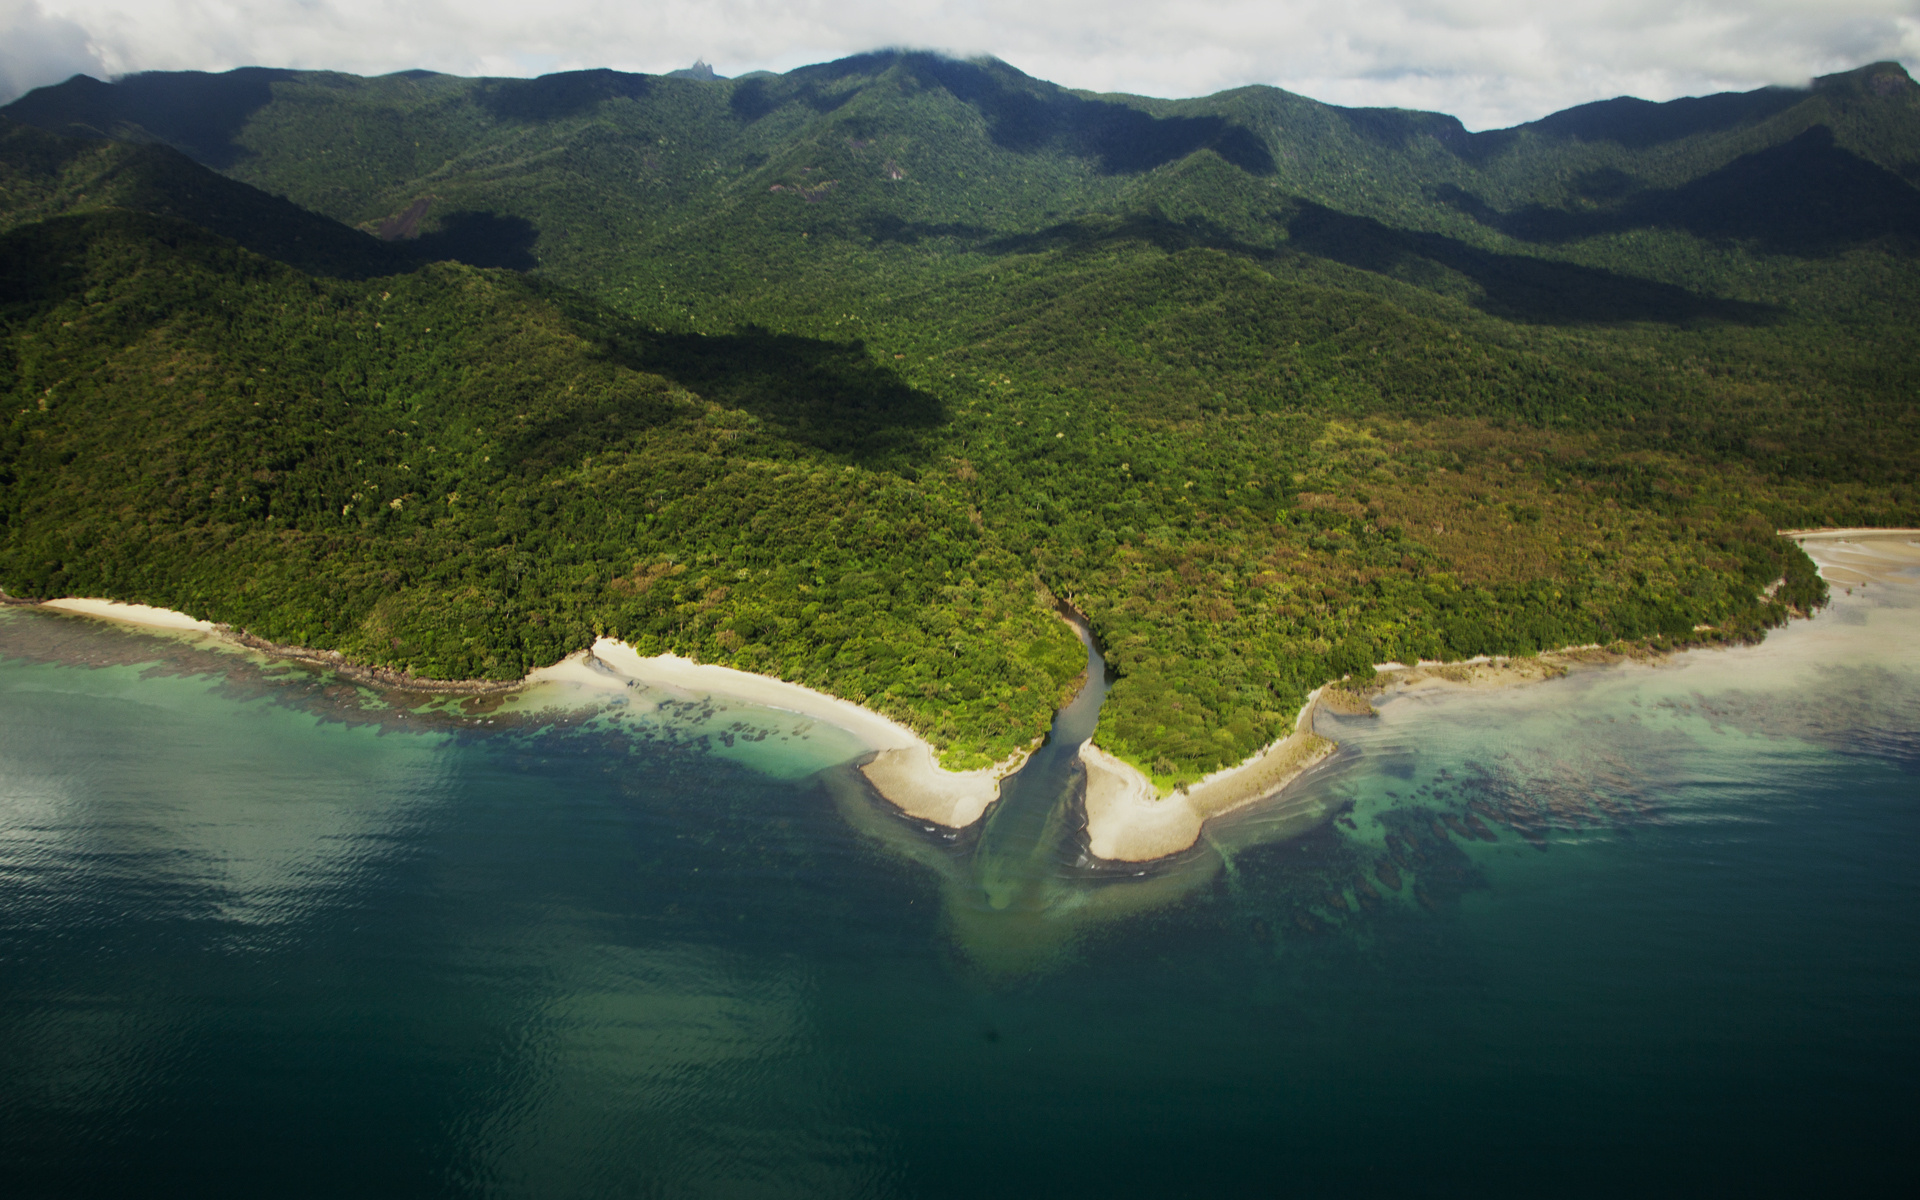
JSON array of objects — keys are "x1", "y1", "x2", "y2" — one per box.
[
  {"x1": 9, "y1": 595, "x2": 1025, "y2": 829},
  {"x1": 6, "y1": 595, "x2": 527, "y2": 695},
  {"x1": 579, "y1": 639, "x2": 1027, "y2": 829},
  {"x1": 0, "y1": 604, "x2": 1738, "y2": 853},
  {"x1": 1071, "y1": 531, "x2": 1920, "y2": 863},
  {"x1": 1781, "y1": 528, "x2": 1920, "y2": 589},
  {"x1": 1072, "y1": 650, "x2": 1642, "y2": 863},
  {"x1": 16, "y1": 528, "x2": 1912, "y2": 857},
  {"x1": 1079, "y1": 691, "x2": 1338, "y2": 863}
]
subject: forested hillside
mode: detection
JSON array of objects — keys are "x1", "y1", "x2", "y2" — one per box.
[
  {"x1": 0, "y1": 116, "x2": 417, "y2": 277},
  {"x1": 2, "y1": 54, "x2": 1911, "y2": 783}
]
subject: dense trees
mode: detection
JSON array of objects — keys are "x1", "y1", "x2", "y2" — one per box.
[{"x1": 5, "y1": 55, "x2": 1910, "y2": 781}]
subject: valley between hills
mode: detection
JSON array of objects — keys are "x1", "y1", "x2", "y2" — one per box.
[{"x1": 1, "y1": 52, "x2": 1914, "y2": 789}]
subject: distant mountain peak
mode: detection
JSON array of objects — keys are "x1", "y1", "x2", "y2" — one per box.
[
  {"x1": 1814, "y1": 61, "x2": 1916, "y2": 98},
  {"x1": 665, "y1": 60, "x2": 724, "y2": 82}
]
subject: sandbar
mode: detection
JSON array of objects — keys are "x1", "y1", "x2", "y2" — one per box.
[
  {"x1": 1784, "y1": 529, "x2": 1920, "y2": 588},
  {"x1": 1366, "y1": 653, "x2": 1579, "y2": 699}
]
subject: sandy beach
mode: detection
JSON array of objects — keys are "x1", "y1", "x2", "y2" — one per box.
[
  {"x1": 30, "y1": 527, "x2": 1911, "y2": 851},
  {"x1": 582, "y1": 639, "x2": 1024, "y2": 827},
  {"x1": 1075, "y1": 559, "x2": 1871, "y2": 864},
  {"x1": 1783, "y1": 529, "x2": 1920, "y2": 588},
  {"x1": 1080, "y1": 690, "x2": 1338, "y2": 862},
  {"x1": 21, "y1": 596, "x2": 1022, "y2": 829},
  {"x1": 36, "y1": 597, "x2": 219, "y2": 632}
]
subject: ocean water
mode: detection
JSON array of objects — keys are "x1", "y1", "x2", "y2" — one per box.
[{"x1": 2, "y1": 546, "x2": 1916, "y2": 1196}]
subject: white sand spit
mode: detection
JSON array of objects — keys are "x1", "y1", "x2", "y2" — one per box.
[
  {"x1": 859, "y1": 745, "x2": 1012, "y2": 828},
  {"x1": 1080, "y1": 690, "x2": 1337, "y2": 863},
  {"x1": 1081, "y1": 743, "x2": 1200, "y2": 861}
]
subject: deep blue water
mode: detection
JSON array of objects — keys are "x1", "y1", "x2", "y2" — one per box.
[{"x1": 2, "y1": 563, "x2": 1916, "y2": 1197}]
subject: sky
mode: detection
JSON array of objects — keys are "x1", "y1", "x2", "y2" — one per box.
[{"x1": 2, "y1": 0, "x2": 1917, "y2": 130}]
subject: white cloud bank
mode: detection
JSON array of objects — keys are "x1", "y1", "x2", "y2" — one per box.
[
  {"x1": 6, "y1": 0, "x2": 1918, "y2": 128},
  {"x1": 0, "y1": 1, "x2": 104, "y2": 102}
]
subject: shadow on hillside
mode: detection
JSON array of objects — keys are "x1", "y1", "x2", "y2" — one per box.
[
  {"x1": 0, "y1": 120, "x2": 413, "y2": 281},
  {"x1": 983, "y1": 213, "x2": 1282, "y2": 261},
  {"x1": 600, "y1": 325, "x2": 947, "y2": 465},
  {"x1": 1474, "y1": 87, "x2": 1809, "y2": 154},
  {"x1": 1284, "y1": 203, "x2": 1780, "y2": 325},
  {"x1": 1435, "y1": 126, "x2": 1920, "y2": 257},
  {"x1": 978, "y1": 207, "x2": 1776, "y2": 326},
  {"x1": 916, "y1": 56, "x2": 1276, "y2": 175},
  {"x1": 1336, "y1": 107, "x2": 1475, "y2": 152},
  {"x1": 409, "y1": 212, "x2": 539, "y2": 271},
  {"x1": 740, "y1": 51, "x2": 1277, "y2": 176},
  {"x1": 478, "y1": 70, "x2": 653, "y2": 122},
  {"x1": 2, "y1": 68, "x2": 296, "y2": 170}
]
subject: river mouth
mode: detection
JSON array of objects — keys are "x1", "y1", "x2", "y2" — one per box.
[
  {"x1": 823, "y1": 608, "x2": 1233, "y2": 975},
  {"x1": 0, "y1": 600, "x2": 1260, "y2": 976},
  {"x1": 970, "y1": 609, "x2": 1110, "y2": 911}
]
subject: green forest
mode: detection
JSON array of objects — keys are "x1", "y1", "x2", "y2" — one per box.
[{"x1": 2, "y1": 54, "x2": 1913, "y2": 783}]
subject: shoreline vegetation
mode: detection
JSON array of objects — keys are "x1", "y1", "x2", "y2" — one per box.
[
  {"x1": 1081, "y1": 700, "x2": 1338, "y2": 862},
  {"x1": 4, "y1": 59, "x2": 1915, "y2": 857},
  {"x1": 8, "y1": 528, "x2": 1909, "y2": 861},
  {"x1": 0, "y1": 591, "x2": 1033, "y2": 829}
]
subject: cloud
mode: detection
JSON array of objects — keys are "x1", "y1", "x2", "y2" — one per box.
[
  {"x1": 13, "y1": 0, "x2": 1920, "y2": 127},
  {"x1": 0, "y1": 0, "x2": 105, "y2": 102}
]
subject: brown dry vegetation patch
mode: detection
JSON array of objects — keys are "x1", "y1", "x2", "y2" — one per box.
[
  {"x1": 610, "y1": 558, "x2": 686, "y2": 595},
  {"x1": 1309, "y1": 418, "x2": 1787, "y2": 589}
]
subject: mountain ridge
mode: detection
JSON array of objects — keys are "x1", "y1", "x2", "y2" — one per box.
[{"x1": 9, "y1": 54, "x2": 1912, "y2": 336}]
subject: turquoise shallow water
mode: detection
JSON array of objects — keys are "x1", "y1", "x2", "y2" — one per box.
[{"x1": 2, "y1": 559, "x2": 1917, "y2": 1196}]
